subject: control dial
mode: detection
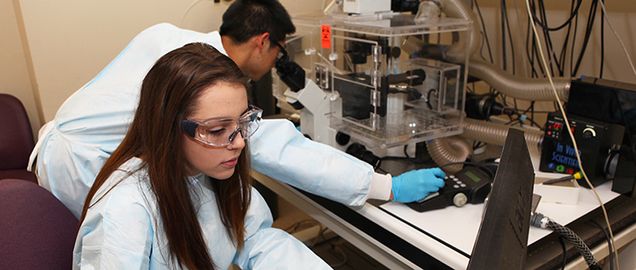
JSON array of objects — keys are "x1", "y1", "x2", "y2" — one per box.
[{"x1": 453, "y1": 193, "x2": 468, "y2": 207}]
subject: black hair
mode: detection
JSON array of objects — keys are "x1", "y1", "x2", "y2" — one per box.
[{"x1": 219, "y1": 0, "x2": 295, "y2": 44}]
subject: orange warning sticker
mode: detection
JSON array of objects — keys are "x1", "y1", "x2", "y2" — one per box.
[{"x1": 321, "y1": 24, "x2": 331, "y2": 49}]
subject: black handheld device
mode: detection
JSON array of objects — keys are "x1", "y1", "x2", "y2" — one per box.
[{"x1": 407, "y1": 166, "x2": 493, "y2": 212}]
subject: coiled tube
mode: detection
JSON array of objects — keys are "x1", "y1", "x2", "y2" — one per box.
[{"x1": 426, "y1": 136, "x2": 472, "y2": 174}]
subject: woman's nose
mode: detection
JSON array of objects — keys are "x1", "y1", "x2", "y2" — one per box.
[{"x1": 227, "y1": 130, "x2": 246, "y2": 150}]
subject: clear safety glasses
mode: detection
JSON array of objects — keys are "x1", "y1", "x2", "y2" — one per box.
[{"x1": 181, "y1": 105, "x2": 263, "y2": 147}]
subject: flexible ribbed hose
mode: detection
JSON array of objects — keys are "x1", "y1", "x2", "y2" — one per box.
[
  {"x1": 470, "y1": 60, "x2": 571, "y2": 101},
  {"x1": 441, "y1": 0, "x2": 571, "y2": 101},
  {"x1": 442, "y1": 0, "x2": 481, "y2": 60},
  {"x1": 426, "y1": 119, "x2": 542, "y2": 170},
  {"x1": 462, "y1": 118, "x2": 543, "y2": 154},
  {"x1": 426, "y1": 136, "x2": 472, "y2": 174}
]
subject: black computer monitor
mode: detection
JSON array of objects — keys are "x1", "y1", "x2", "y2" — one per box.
[{"x1": 467, "y1": 128, "x2": 535, "y2": 270}]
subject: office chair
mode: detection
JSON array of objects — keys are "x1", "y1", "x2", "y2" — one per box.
[
  {"x1": 0, "y1": 179, "x2": 78, "y2": 270},
  {"x1": 0, "y1": 93, "x2": 36, "y2": 182}
]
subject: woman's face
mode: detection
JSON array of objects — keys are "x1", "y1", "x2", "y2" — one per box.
[{"x1": 183, "y1": 81, "x2": 247, "y2": 180}]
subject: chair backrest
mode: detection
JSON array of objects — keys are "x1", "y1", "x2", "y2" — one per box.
[
  {"x1": 0, "y1": 93, "x2": 35, "y2": 170},
  {"x1": 0, "y1": 179, "x2": 78, "y2": 270}
]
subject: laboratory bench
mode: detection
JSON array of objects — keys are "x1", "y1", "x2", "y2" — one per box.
[{"x1": 251, "y1": 167, "x2": 636, "y2": 270}]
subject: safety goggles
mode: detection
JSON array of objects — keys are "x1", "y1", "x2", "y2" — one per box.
[{"x1": 181, "y1": 105, "x2": 263, "y2": 147}]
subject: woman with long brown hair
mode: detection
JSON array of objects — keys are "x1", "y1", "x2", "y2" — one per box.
[{"x1": 72, "y1": 43, "x2": 330, "y2": 269}]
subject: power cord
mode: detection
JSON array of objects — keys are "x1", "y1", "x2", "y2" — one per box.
[
  {"x1": 558, "y1": 236, "x2": 567, "y2": 270},
  {"x1": 180, "y1": 0, "x2": 206, "y2": 27},
  {"x1": 591, "y1": 220, "x2": 615, "y2": 270},
  {"x1": 524, "y1": 0, "x2": 619, "y2": 268},
  {"x1": 598, "y1": 0, "x2": 636, "y2": 78},
  {"x1": 530, "y1": 212, "x2": 602, "y2": 270}
]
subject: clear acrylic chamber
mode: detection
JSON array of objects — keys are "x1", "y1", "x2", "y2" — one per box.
[{"x1": 275, "y1": 12, "x2": 472, "y2": 149}]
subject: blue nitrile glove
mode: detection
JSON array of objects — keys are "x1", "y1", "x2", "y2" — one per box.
[{"x1": 391, "y1": 167, "x2": 446, "y2": 203}]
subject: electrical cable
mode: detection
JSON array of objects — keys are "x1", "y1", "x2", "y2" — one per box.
[
  {"x1": 598, "y1": 0, "x2": 636, "y2": 78},
  {"x1": 525, "y1": 16, "x2": 540, "y2": 77},
  {"x1": 180, "y1": 0, "x2": 206, "y2": 27},
  {"x1": 509, "y1": 107, "x2": 555, "y2": 114},
  {"x1": 513, "y1": 98, "x2": 520, "y2": 122},
  {"x1": 530, "y1": 212, "x2": 602, "y2": 270},
  {"x1": 524, "y1": 1, "x2": 619, "y2": 268},
  {"x1": 528, "y1": 101, "x2": 542, "y2": 129},
  {"x1": 536, "y1": 0, "x2": 560, "y2": 75},
  {"x1": 528, "y1": 17, "x2": 547, "y2": 77},
  {"x1": 474, "y1": 0, "x2": 495, "y2": 64},
  {"x1": 543, "y1": 0, "x2": 566, "y2": 75},
  {"x1": 530, "y1": 0, "x2": 583, "y2": 31},
  {"x1": 503, "y1": 0, "x2": 517, "y2": 74},
  {"x1": 536, "y1": 0, "x2": 555, "y2": 75},
  {"x1": 572, "y1": 0, "x2": 599, "y2": 77},
  {"x1": 558, "y1": 236, "x2": 567, "y2": 270},
  {"x1": 501, "y1": 0, "x2": 508, "y2": 71},
  {"x1": 591, "y1": 220, "x2": 615, "y2": 270},
  {"x1": 557, "y1": 0, "x2": 577, "y2": 77},
  {"x1": 600, "y1": 0, "x2": 605, "y2": 78},
  {"x1": 519, "y1": 101, "x2": 543, "y2": 129},
  {"x1": 569, "y1": 4, "x2": 579, "y2": 77}
]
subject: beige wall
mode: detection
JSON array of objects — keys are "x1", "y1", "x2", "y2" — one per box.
[
  {"x1": 1, "y1": 0, "x2": 41, "y2": 137},
  {"x1": 12, "y1": 0, "x2": 322, "y2": 126},
  {"x1": 4, "y1": 0, "x2": 636, "y2": 131},
  {"x1": 15, "y1": 0, "x2": 232, "y2": 123}
]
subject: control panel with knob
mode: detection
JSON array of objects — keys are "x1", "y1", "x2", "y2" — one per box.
[
  {"x1": 407, "y1": 166, "x2": 494, "y2": 212},
  {"x1": 539, "y1": 112, "x2": 625, "y2": 187}
]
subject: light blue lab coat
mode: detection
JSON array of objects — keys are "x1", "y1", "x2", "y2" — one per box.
[
  {"x1": 74, "y1": 157, "x2": 331, "y2": 270},
  {"x1": 31, "y1": 23, "x2": 375, "y2": 218}
]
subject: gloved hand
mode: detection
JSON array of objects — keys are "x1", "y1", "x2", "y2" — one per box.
[{"x1": 391, "y1": 167, "x2": 446, "y2": 203}]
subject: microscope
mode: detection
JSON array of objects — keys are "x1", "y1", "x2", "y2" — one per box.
[{"x1": 273, "y1": 0, "x2": 471, "y2": 161}]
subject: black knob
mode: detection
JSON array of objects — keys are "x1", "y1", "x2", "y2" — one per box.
[{"x1": 335, "y1": 132, "x2": 351, "y2": 146}]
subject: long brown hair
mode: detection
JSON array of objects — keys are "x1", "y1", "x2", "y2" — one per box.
[{"x1": 80, "y1": 43, "x2": 252, "y2": 269}]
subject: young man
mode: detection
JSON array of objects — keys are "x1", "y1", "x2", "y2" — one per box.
[{"x1": 30, "y1": 0, "x2": 445, "y2": 217}]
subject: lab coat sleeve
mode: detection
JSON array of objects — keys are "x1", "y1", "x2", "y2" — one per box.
[
  {"x1": 33, "y1": 23, "x2": 225, "y2": 218},
  {"x1": 74, "y1": 186, "x2": 154, "y2": 270},
  {"x1": 249, "y1": 119, "x2": 374, "y2": 207},
  {"x1": 233, "y1": 189, "x2": 331, "y2": 269}
]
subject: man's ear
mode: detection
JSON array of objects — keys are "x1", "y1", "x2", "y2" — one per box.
[{"x1": 254, "y1": 32, "x2": 270, "y2": 51}]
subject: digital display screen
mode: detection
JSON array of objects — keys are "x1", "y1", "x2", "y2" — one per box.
[{"x1": 465, "y1": 170, "x2": 481, "y2": 183}]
